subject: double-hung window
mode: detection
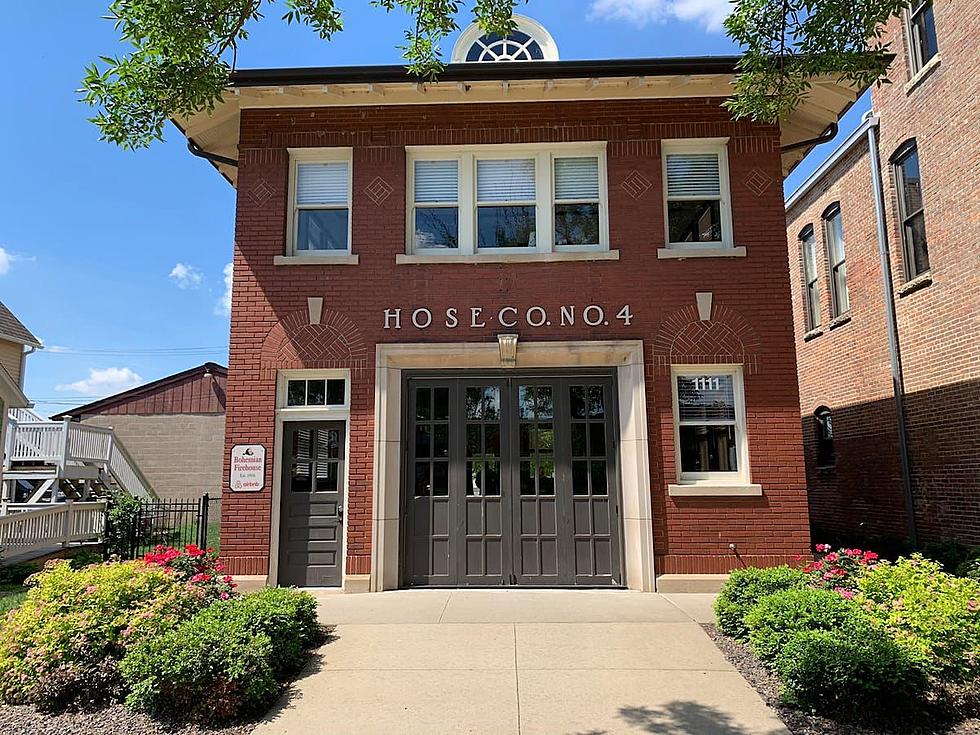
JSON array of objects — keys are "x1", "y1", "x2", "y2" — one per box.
[
  {"x1": 662, "y1": 138, "x2": 733, "y2": 250},
  {"x1": 906, "y1": 1, "x2": 939, "y2": 74},
  {"x1": 407, "y1": 143, "x2": 608, "y2": 257},
  {"x1": 823, "y1": 204, "x2": 849, "y2": 317},
  {"x1": 288, "y1": 149, "x2": 352, "y2": 256},
  {"x1": 800, "y1": 225, "x2": 821, "y2": 330},
  {"x1": 671, "y1": 366, "x2": 749, "y2": 485},
  {"x1": 892, "y1": 142, "x2": 929, "y2": 279}
]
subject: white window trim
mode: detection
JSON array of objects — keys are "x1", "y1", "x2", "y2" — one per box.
[
  {"x1": 277, "y1": 369, "x2": 351, "y2": 414},
  {"x1": 661, "y1": 137, "x2": 734, "y2": 251},
  {"x1": 405, "y1": 142, "x2": 609, "y2": 257},
  {"x1": 285, "y1": 147, "x2": 354, "y2": 259},
  {"x1": 669, "y1": 364, "x2": 757, "y2": 494}
]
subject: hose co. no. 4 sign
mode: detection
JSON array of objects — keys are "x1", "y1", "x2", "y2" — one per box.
[{"x1": 383, "y1": 303, "x2": 634, "y2": 331}]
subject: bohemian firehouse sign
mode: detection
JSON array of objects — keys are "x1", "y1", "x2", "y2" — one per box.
[
  {"x1": 383, "y1": 304, "x2": 634, "y2": 330},
  {"x1": 230, "y1": 444, "x2": 266, "y2": 492}
]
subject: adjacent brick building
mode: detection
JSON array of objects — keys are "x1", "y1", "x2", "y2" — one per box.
[
  {"x1": 56, "y1": 363, "x2": 227, "y2": 506},
  {"x1": 172, "y1": 16, "x2": 862, "y2": 590},
  {"x1": 785, "y1": 1, "x2": 980, "y2": 546}
]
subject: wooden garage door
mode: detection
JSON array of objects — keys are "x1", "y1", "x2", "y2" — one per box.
[{"x1": 403, "y1": 374, "x2": 623, "y2": 587}]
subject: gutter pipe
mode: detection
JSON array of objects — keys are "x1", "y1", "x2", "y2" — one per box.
[
  {"x1": 187, "y1": 139, "x2": 238, "y2": 168},
  {"x1": 865, "y1": 112, "x2": 918, "y2": 548}
]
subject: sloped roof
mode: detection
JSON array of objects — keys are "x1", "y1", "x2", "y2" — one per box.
[
  {"x1": 0, "y1": 364, "x2": 30, "y2": 408},
  {"x1": 0, "y1": 300, "x2": 40, "y2": 348},
  {"x1": 53, "y1": 362, "x2": 228, "y2": 419}
]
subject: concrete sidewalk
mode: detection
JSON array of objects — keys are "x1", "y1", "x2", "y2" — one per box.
[{"x1": 251, "y1": 590, "x2": 788, "y2": 735}]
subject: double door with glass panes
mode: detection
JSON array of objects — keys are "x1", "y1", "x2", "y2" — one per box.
[{"x1": 404, "y1": 373, "x2": 622, "y2": 587}]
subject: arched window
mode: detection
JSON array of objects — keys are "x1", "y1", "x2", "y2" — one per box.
[
  {"x1": 451, "y1": 14, "x2": 559, "y2": 64},
  {"x1": 814, "y1": 406, "x2": 835, "y2": 468}
]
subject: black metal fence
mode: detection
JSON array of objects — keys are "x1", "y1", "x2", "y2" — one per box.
[{"x1": 119, "y1": 494, "x2": 212, "y2": 559}]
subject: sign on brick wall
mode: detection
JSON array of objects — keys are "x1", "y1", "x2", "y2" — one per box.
[{"x1": 230, "y1": 444, "x2": 266, "y2": 492}]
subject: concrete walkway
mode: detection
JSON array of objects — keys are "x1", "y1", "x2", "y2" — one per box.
[{"x1": 251, "y1": 590, "x2": 788, "y2": 735}]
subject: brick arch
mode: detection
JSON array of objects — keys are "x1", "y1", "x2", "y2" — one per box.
[
  {"x1": 260, "y1": 307, "x2": 368, "y2": 378},
  {"x1": 653, "y1": 303, "x2": 762, "y2": 374}
]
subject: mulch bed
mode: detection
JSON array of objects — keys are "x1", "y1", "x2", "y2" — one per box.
[
  {"x1": 702, "y1": 624, "x2": 980, "y2": 735},
  {"x1": 0, "y1": 704, "x2": 257, "y2": 735}
]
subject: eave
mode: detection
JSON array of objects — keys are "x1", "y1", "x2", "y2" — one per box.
[{"x1": 174, "y1": 57, "x2": 865, "y2": 187}]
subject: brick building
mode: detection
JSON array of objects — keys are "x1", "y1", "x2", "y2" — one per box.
[
  {"x1": 172, "y1": 16, "x2": 862, "y2": 591},
  {"x1": 55, "y1": 363, "x2": 227, "y2": 506},
  {"x1": 785, "y1": 1, "x2": 979, "y2": 546}
]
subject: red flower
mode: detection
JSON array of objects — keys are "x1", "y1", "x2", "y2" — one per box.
[
  {"x1": 815, "y1": 543, "x2": 831, "y2": 553},
  {"x1": 190, "y1": 572, "x2": 212, "y2": 583},
  {"x1": 824, "y1": 552, "x2": 839, "y2": 562}
]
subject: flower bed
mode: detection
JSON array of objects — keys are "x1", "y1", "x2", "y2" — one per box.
[
  {"x1": 710, "y1": 544, "x2": 980, "y2": 732},
  {"x1": 0, "y1": 545, "x2": 324, "y2": 727}
]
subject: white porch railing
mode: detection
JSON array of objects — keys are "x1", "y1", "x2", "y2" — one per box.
[
  {"x1": 4, "y1": 414, "x2": 155, "y2": 500},
  {"x1": 0, "y1": 500, "x2": 106, "y2": 556}
]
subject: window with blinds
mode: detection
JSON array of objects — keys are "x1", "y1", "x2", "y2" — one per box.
[
  {"x1": 554, "y1": 157, "x2": 600, "y2": 247},
  {"x1": 291, "y1": 156, "x2": 351, "y2": 254},
  {"x1": 673, "y1": 369, "x2": 746, "y2": 481},
  {"x1": 405, "y1": 145, "x2": 608, "y2": 256},
  {"x1": 414, "y1": 160, "x2": 459, "y2": 249},
  {"x1": 662, "y1": 140, "x2": 732, "y2": 248}
]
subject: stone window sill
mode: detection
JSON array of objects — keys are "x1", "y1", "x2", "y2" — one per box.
[
  {"x1": 898, "y1": 272, "x2": 933, "y2": 297},
  {"x1": 668, "y1": 484, "x2": 763, "y2": 497},
  {"x1": 274, "y1": 254, "x2": 360, "y2": 266},
  {"x1": 803, "y1": 328, "x2": 824, "y2": 342},
  {"x1": 395, "y1": 250, "x2": 620, "y2": 265},
  {"x1": 828, "y1": 312, "x2": 852, "y2": 331},
  {"x1": 904, "y1": 54, "x2": 942, "y2": 95},
  {"x1": 657, "y1": 246, "x2": 746, "y2": 260}
]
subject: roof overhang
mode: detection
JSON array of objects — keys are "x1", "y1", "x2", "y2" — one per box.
[
  {"x1": 0, "y1": 366, "x2": 30, "y2": 409},
  {"x1": 174, "y1": 57, "x2": 865, "y2": 186}
]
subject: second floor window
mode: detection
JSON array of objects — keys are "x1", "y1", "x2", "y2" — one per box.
[
  {"x1": 800, "y1": 225, "x2": 821, "y2": 330},
  {"x1": 893, "y1": 142, "x2": 929, "y2": 279},
  {"x1": 823, "y1": 204, "x2": 849, "y2": 317},
  {"x1": 289, "y1": 149, "x2": 352, "y2": 255},
  {"x1": 662, "y1": 139, "x2": 733, "y2": 250},
  {"x1": 407, "y1": 143, "x2": 608, "y2": 256},
  {"x1": 814, "y1": 406, "x2": 835, "y2": 468},
  {"x1": 906, "y1": 0, "x2": 939, "y2": 74}
]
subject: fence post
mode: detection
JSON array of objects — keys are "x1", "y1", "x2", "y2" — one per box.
[
  {"x1": 198, "y1": 494, "x2": 210, "y2": 549},
  {"x1": 63, "y1": 499, "x2": 74, "y2": 548}
]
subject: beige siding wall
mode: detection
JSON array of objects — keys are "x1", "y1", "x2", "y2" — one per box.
[
  {"x1": 0, "y1": 340, "x2": 23, "y2": 387},
  {"x1": 81, "y1": 414, "x2": 224, "y2": 506}
]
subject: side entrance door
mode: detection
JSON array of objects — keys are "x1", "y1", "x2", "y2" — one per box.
[
  {"x1": 279, "y1": 421, "x2": 345, "y2": 587},
  {"x1": 403, "y1": 374, "x2": 622, "y2": 588}
]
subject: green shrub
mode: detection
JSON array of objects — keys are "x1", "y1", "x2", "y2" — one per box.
[
  {"x1": 0, "y1": 560, "x2": 207, "y2": 709},
  {"x1": 121, "y1": 606, "x2": 279, "y2": 724},
  {"x1": 775, "y1": 627, "x2": 928, "y2": 715},
  {"x1": 120, "y1": 588, "x2": 319, "y2": 724},
  {"x1": 745, "y1": 586, "x2": 867, "y2": 663},
  {"x1": 105, "y1": 490, "x2": 141, "y2": 558},
  {"x1": 858, "y1": 555, "x2": 980, "y2": 684},
  {"x1": 0, "y1": 562, "x2": 41, "y2": 586},
  {"x1": 957, "y1": 557, "x2": 980, "y2": 582},
  {"x1": 714, "y1": 566, "x2": 807, "y2": 639},
  {"x1": 68, "y1": 550, "x2": 105, "y2": 569},
  {"x1": 922, "y1": 540, "x2": 974, "y2": 573}
]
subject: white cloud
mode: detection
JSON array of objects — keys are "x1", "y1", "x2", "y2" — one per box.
[
  {"x1": 216, "y1": 262, "x2": 233, "y2": 317},
  {"x1": 56, "y1": 367, "x2": 143, "y2": 395},
  {"x1": 0, "y1": 248, "x2": 10, "y2": 276},
  {"x1": 169, "y1": 262, "x2": 204, "y2": 290},
  {"x1": 589, "y1": 0, "x2": 732, "y2": 31}
]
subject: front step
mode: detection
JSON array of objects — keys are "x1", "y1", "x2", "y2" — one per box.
[{"x1": 655, "y1": 574, "x2": 729, "y2": 593}]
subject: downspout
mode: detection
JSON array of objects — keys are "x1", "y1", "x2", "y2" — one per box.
[
  {"x1": 865, "y1": 112, "x2": 918, "y2": 548},
  {"x1": 187, "y1": 139, "x2": 239, "y2": 168},
  {"x1": 781, "y1": 122, "x2": 839, "y2": 153}
]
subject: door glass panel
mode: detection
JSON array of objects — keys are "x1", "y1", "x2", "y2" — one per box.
[
  {"x1": 572, "y1": 460, "x2": 588, "y2": 495},
  {"x1": 326, "y1": 379, "x2": 346, "y2": 406},
  {"x1": 571, "y1": 424, "x2": 587, "y2": 456},
  {"x1": 588, "y1": 385, "x2": 605, "y2": 418},
  {"x1": 520, "y1": 461, "x2": 535, "y2": 495},
  {"x1": 539, "y1": 458, "x2": 555, "y2": 495},
  {"x1": 589, "y1": 423, "x2": 605, "y2": 456},
  {"x1": 432, "y1": 462, "x2": 449, "y2": 496},
  {"x1": 590, "y1": 461, "x2": 608, "y2": 495},
  {"x1": 433, "y1": 387, "x2": 450, "y2": 420},
  {"x1": 307, "y1": 380, "x2": 326, "y2": 406},
  {"x1": 433, "y1": 424, "x2": 449, "y2": 457},
  {"x1": 538, "y1": 425, "x2": 554, "y2": 454},
  {"x1": 520, "y1": 424, "x2": 533, "y2": 455},
  {"x1": 570, "y1": 386, "x2": 587, "y2": 419},
  {"x1": 292, "y1": 428, "x2": 314, "y2": 460},
  {"x1": 483, "y1": 387, "x2": 500, "y2": 420},
  {"x1": 484, "y1": 460, "x2": 500, "y2": 496},
  {"x1": 519, "y1": 386, "x2": 536, "y2": 419},
  {"x1": 317, "y1": 429, "x2": 341, "y2": 459},
  {"x1": 287, "y1": 380, "x2": 307, "y2": 407},
  {"x1": 416, "y1": 387, "x2": 432, "y2": 420},
  {"x1": 415, "y1": 425, "x2": 432, "y2": 457},
  {"x1": 291, "y1": 462, "x2": 313, "y2": 493},
  {"x1": 466, "y1": 387, "x2": 483, "y2": 419},
  {"x1": 466, "y1": 425, "x2": 482, "y2": 457},
  {"x1": 467, "y1": 460, "x2": 482, "y2": 496},
  {"x1": 315, "y1": 461, "x2": 339, "y2": 492},
  {"x1": 414, "y1": 462, "x2": 430, "y2": 496},
  {"x1": 485, "y1": 425, "x2": 500, "y2": 456}
]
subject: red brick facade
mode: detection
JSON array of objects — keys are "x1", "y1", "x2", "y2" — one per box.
[
  {"x1": 222, "y1": 96, "x2": 811, "y2": 580},
  {"x1": 786, "y1": 1, "x2": 980, "y2": 545}
]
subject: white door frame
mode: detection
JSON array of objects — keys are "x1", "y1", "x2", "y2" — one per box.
[{"x1": 371, "y1": 340, "x2": 655, "y2": 592}]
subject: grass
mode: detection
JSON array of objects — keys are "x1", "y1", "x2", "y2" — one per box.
[{"x1": 0, "y1": 584, "x2": 28, "y2": 617}]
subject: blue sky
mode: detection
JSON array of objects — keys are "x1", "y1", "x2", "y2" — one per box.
[{"x1": 0, "y1": 0, "x2": 868, "y2": 416}]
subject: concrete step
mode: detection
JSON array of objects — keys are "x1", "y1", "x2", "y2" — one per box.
[{"x1": 656, "y1": 574, "x2": 729, "y2": 593}]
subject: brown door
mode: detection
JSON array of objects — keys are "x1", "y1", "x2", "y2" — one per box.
[{"x1": 279, "y1": 421, "x2": 345, "y2": 587}]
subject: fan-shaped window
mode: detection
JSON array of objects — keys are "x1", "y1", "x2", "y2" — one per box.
[{"x1": 451, "y1": 14, "x2": 559, "y2": 63}]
